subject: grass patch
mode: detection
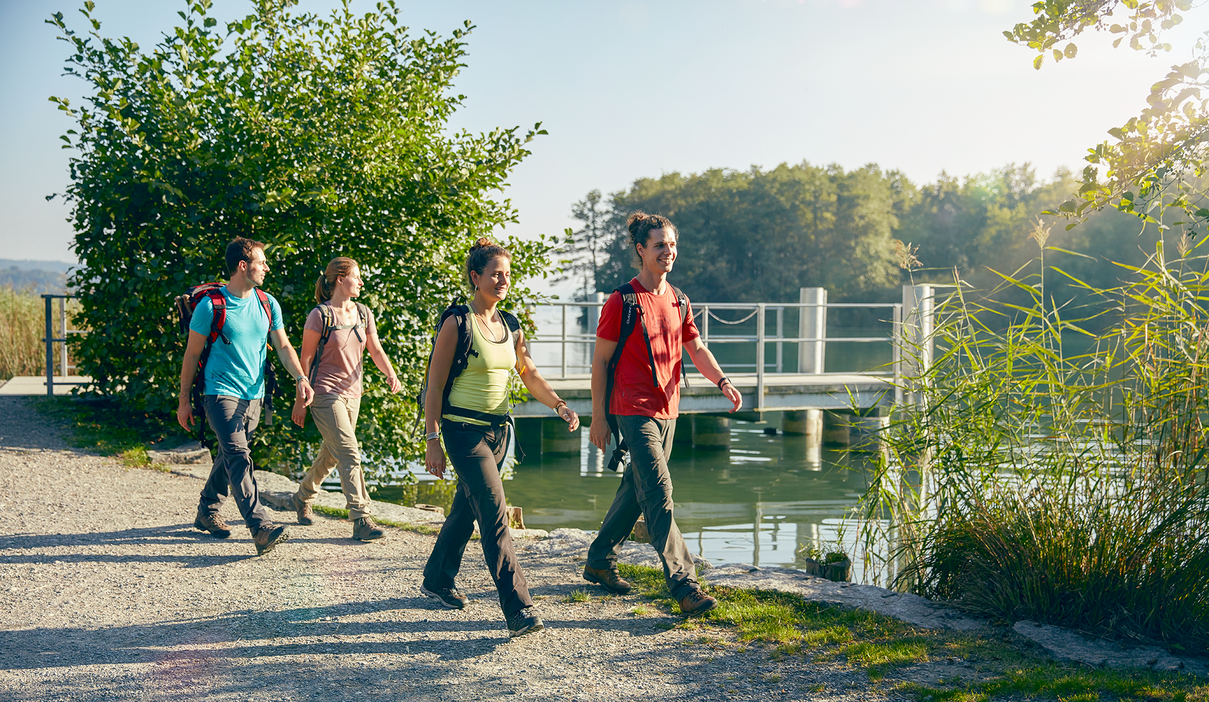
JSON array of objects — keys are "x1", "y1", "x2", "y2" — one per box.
[
  {"x1": 902, "y1": 664, "x2": 1209, "y2": 702},
  {"x1": 116, "y1": 446, "x2": 153, "y2": 469},
  {"x1": 613, "y1": 568, "x2": 1209, "y2": 700},
  {"x1": 564, "y1": 589, "x2": 591, "y2": 603}
]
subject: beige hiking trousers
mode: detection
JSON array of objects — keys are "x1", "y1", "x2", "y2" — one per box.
[{"x1": 297, "y1": 394, "x2": 372, "y2": 519}]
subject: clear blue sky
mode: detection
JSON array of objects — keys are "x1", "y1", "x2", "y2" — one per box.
[{"x1": 1, "y1": 0, "x2": 1203, "y2": 276}]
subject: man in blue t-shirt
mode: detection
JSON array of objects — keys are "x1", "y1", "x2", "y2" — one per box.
[{"x1": 177, "y1": 237, "x2": 315, "y2": 556}]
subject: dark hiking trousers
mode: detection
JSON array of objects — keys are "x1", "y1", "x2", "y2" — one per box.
[
  {"x1": 422, "y1": 420, "x2": 534, "y2": 617},
  {"x1": 587, "y1": 415, "x2": 700, "y2": 600},
  {"x1": 198, "y1": 395, "x2": 270, "y2": 533}
]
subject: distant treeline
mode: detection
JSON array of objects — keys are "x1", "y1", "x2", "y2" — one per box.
[
  {"x1": 0, "y1": 268, "x2": 69, "y2": 295},
  {"x1": 565, "y1": 163, "x2": 1164, "y2": 313}
]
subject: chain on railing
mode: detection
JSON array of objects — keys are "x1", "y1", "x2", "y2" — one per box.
[{"x1": 526, "y1": 298, "x2": 905, "y2": 407}]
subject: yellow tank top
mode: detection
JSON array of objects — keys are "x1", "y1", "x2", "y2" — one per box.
[{"x1": 443, "y1": 311, "x2": 517, "y2": 425}]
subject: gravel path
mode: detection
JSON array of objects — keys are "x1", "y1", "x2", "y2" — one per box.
[{"x1": 0, "y1": 396, "x2": 916, "y2": 701}]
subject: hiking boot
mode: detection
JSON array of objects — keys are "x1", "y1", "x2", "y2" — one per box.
[
  {"x1": 678, "y1": 588, "x2": 719, "y2": 616},
  {"x1": 583, "y1": 565, "x2": 632, "y2": 595},
  {"x1": 253, "y1": 523, "x2": 290, "y2": 556},
  {"x1": 505, "y1": 606, "x2": 544, "y2": 638},
  {"x1": 194, "y1": 511, "x2": 231, "y2": 539},
  {"x1": 420, "y1": 583, "x2": 468, "y2": 610},
  {"x1": 289, "y1": 493, "x2": 314, "y2": 526},
  {"x1": 352, "y1": 517, "x2": 385, "y2": 541}
]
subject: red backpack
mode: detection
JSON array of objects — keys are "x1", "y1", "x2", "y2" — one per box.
[{"x1": 174, "y1": 283, "x2": 279, "y2": 444}]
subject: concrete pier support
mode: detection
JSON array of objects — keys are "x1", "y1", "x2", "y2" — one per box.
[
  {"x1": 822, "y1": 411, "x2": 852, "y2": 446},
  {"x1": 782, "y1": 409, "x2": 822, "y2": 441},
  {"x1": 541, "y1": 417, "x2": 581, "y2": 456},
  {"x1": 692, "y1": 415, "x2": 731, "y2": 450}
]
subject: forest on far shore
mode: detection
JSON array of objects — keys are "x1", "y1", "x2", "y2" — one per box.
[{"x1": 561, "y1": 162, "x2": 1172, "y2": 316}]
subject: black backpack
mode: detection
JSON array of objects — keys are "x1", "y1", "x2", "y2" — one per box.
[
  {"x1": 416, "y1": 303, "x2": 522, "y2": 429},
  {"x1": 174, "y1": 282, "x2": 279, "y2": 446},
  {"x1": 309, "y1": 302, "x2": 370, "y2": 385},
  {"x1": 603, "y1": 282, "x2": 690, "y2": 472}
]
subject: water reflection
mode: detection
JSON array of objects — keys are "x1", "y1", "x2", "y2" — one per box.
[{"x1": 507, "y1": 416, "x2": 879, "y2": 580}]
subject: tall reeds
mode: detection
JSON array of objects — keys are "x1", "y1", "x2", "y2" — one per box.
[
  {"x1": 859, "y1": 241, "x2": 1209, "y2": 654},
  {"x1": 0, "y1": 287, "x2": 78, "y2": 380}
]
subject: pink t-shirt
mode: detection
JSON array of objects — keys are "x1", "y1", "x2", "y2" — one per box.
[{"x1": 304, "y1": 304, "x2": 376, "y2": 398}]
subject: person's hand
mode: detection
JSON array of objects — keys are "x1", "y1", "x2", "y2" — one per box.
[
  {"x1": 589, "y1": 417, "x2": 610, "y2": 452},
  {"x1": 425, "y1": 440, "x2": 446, "y2": 479},
  {"x1": 722, "y1": 380, "x2": 743, "y2": 412},
  {"x1": 176, "y1": 398, "x2": 194, "y2": 432},
  {"x1": 296, "y1": 377, "x2": 315, "y2": 406},
  {"x1": 556, "y1": 404, "x2": 580, "y2": 432},
  {"x1": 387, "y1": 375, "x2": 402, "y2": 394},
  {"x1": 291, "y1": 398, "x2": 307, "y2": 428}
]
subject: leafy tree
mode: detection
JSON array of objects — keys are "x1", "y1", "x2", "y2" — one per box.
[
  {"x1": 48, "y1": 0, "x2": 555, "y2": 473},
  {"x1": 557, "y1": 189, "x2": 624, "y2": 299},
  {"x1": 1005, "y1": 1, "x2": 1209, "y2": 234},
  {"x1": 596, "y1": 162, "x2": 903, "y2": 303}
]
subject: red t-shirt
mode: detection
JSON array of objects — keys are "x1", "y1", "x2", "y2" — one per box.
[{"x1": 597, "y1": 277, "x2": 700, "y2": 418}]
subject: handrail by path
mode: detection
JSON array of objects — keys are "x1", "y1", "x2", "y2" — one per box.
[{"x1": 43, "y1": 294, "x2": 87, "y2": 397}]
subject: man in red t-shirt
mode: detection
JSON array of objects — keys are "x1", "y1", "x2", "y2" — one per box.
[{"x1": 582, "y1": 212, "x2": 742, "y2": 616}]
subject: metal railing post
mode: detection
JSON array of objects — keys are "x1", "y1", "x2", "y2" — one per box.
[
  {"x1": 59, "y1": 297, "x2": 68, "y2": 377},
  {"x1": 560, "y1": 304, "x2": 567, "y2": 380},
  {"x1": 700, "y1": 305, "x2": 710, "y2": 346},
  {"x1": 775, "y1": 307, "x2": 783, "y2": 373},
  {"x1": 893, "y1": 303, "x2": 903, "y2": 407},
  {"x1": 44, "y1": 295, "x2": 54, "y2": 397},
  {"x1": 756, "y1": 304, "x2": 766, "y2": 411}
]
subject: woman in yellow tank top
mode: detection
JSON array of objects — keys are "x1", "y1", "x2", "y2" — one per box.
[{"x1": 420, "y1": 238, "x2": 580, "y2": 638}]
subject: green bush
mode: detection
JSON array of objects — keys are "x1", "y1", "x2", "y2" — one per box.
[{"x1": 49, "y1": 0, "x2": 557, "y2": 473}]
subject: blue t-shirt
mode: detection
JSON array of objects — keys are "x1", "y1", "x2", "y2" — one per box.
[{"x1": 188, "y1": 286, "x2": 285, "y2": 400}]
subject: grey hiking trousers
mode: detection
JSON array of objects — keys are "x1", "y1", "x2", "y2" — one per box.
[
  {"x1": 198, "y1": 395, "x2": 270, "y2": 533},
  {"x1": 587, "y1": 415, "x2": 700, "y2": 600}
]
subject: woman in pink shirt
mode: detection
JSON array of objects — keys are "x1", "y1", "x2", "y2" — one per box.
[{"x1": 289, "y1": 256, "x2": 403, "y2": 540}]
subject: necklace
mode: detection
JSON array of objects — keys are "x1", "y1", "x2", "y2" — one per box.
[{"x1": 468, "y1": 301, "x2": 505, "y2": 343}]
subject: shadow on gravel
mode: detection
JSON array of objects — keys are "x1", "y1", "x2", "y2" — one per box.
[
  {"x1": 0, "y1": 525, "x2": 258, "y2": 567},
  {"x1": 0, "y1": 398, "x2": 74, "y2": 452},
  {"x1": 0, "y1": 595, "x2": 680, "y2": 673}
]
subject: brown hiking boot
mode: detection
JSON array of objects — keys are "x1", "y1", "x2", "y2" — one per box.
[
  {"x1": 253, "y1": 523, "x2": 290, "y2": 556},
  {"x1": 194, "y1": 511, "x2": 231, "y2": 539},
  {"x1": 583, "y1": 565, "x2": 632, "y2": 595},
  {"x1": 352, "y1": 517, "x2": 385, "y2": 541},
  {"x1": 678, "y1": 589, "x2": 719, "y2": 616},
  {"x1": 289, "y1": 493, "x2": 314, "y2": 526}
]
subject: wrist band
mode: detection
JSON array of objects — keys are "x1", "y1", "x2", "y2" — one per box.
[
  {"x1": 553, "y1": 400, "x2": 567, "y2": 412},
  {"x1": 297, "y1": 375, "x2": 309, "y2": 384},
  {"x1": 426, "y1": 431, "x2": 440, "y2": 442},
  {"x1": 717, "y1": 376, "x2": 731, "y2": 390}
]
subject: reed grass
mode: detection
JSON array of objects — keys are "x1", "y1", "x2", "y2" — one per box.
[
  {"x1": 0, "y1": 286, "x2": 79, "y2": 380},
  {"x1": 859, "y1": 240, "x2": 1209, "y2": 655}
]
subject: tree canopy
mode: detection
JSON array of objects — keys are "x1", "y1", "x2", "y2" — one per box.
[
  {"x1": 1006, "y1": 1, "x2": 1208, "y2": 233},
  {"x1": 50, "y1": 0, "x2": 555, "y2": 472}
]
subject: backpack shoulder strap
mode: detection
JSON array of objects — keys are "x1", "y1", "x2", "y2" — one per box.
[
  {"x1": 354, "y1": 302, "x2": 370, "y2": 328},
  {"x1": 255, "y1": 289, "x2": 273, "y2": 329},
  {"x1": 671, "y1": 285, "x2": 689, "y2": 325},
  {"x1": 308, "y1": 304, "x2": 336, "y2": 384},
  {"x1": 204, "y1": 289, "x2": 229, "y2": 345},
  {"x1": 500, "y1": 309, "x2": 521, "y2": 333}
]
